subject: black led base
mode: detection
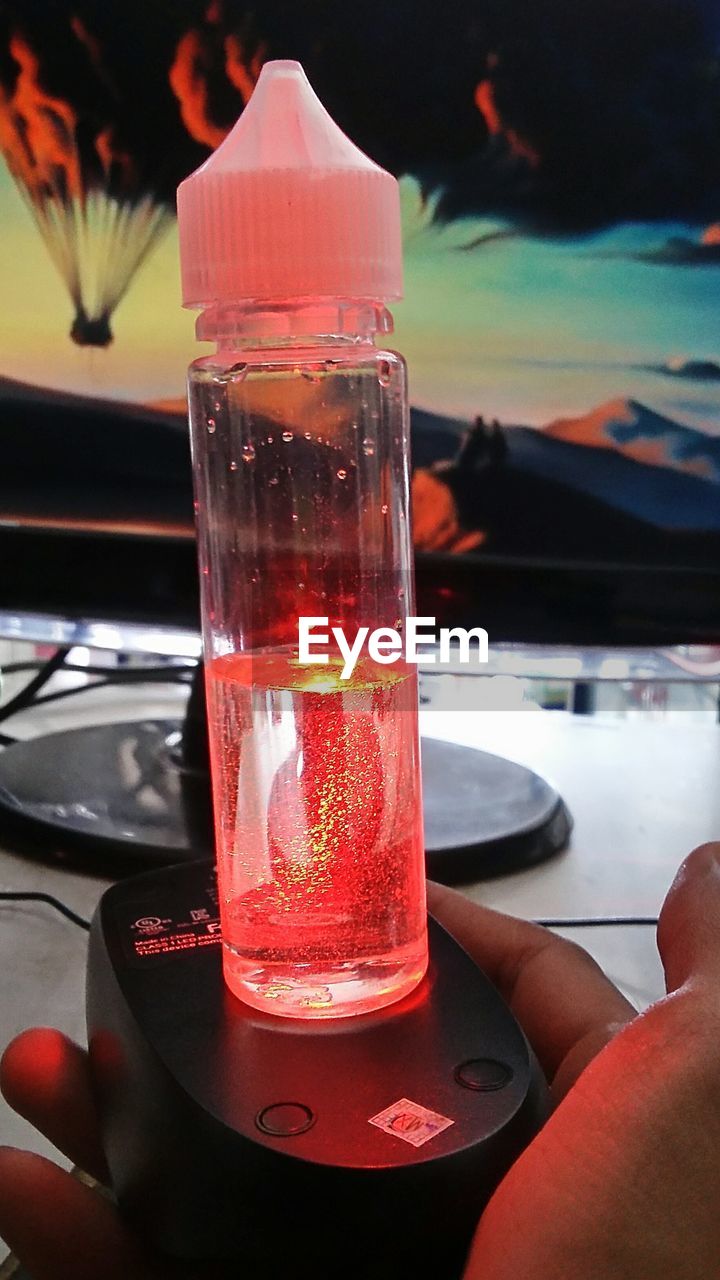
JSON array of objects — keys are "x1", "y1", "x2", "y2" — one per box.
[{"x1": 87, "y1": 861, "x2": 548, "y2": 1280}]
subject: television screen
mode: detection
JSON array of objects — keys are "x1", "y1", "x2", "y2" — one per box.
[{"x1": 1, "y1": 1, "x2": 719, "y2": 639}]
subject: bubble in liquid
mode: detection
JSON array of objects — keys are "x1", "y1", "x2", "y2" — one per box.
[
  {"x1": 229, "y1": 361, "x2": 248, "y2": 377},
  {"x1": 304, "y1": 432, "x2": 312, "y2": 440},
  {"x1": 336, "y1": 468, "x2": 348, "y2": 480},
  {"x1": 381, "y1": 503, "x2": 389, "y2": 514},
  {"x1": 229, "y1": 460, "x2": 238, "y2": 472},
  {"x1": 269, "y1": 475, "x2": 279, "y2": 486},
  {"x1": 207, "y1": 417, "x2": 216, "y2": 434},
  {"x1": 267, "y1": 435, "x2": 274, "y2": 444},
  {"x1": 362, "y1": 438, "x2": 375, "y2": 456},
  {"x1": 378, "y1": 359, "x2": 392, "y2": 386},
  {"x1": 291, "y1": 513, "x2": 299, "y2": 522},
  {"x1": 242, "y1": 443, "x2": 256, "y2": 463},
  {"x1": 282, "y1": 431, "x2": 293, "y2": 443}
]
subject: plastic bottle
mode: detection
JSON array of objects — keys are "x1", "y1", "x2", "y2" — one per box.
[{"x1": 177, "y1": 60, "x2": 427, "y2": 1019}]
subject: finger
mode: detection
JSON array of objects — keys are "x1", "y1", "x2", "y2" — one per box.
[
  {"x1": 0, "y1": 1028, "x2": 108, "y2": 1182},
  {"x1": 658, "y1": 841, "x2": 720, "y2": 992},
  {"x1": 0, "y1": 1147, "x2": 156, "y2": 1280},
  {"x1": 427, "y1": 881, "x2": 635, "y2": 1088}
]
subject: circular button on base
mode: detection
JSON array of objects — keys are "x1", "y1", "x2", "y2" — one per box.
[
  {"x1": 256, "y1": 1103, "x2": 315, "y2": 1136},
  {"x1": 455, "y1": 1059, "x2": 513, "y2": 1092}
]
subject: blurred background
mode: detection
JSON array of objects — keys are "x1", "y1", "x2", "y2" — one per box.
[{"x1": 1, "y1": 0, "x2": 719, "y2": 578}]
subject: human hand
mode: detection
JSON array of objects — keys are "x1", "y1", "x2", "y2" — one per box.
[
  {"x1": 0, "y1": 1031, "x2": 168, "y2": 1280},
  {"x1": 1, "y1": 843, "x2": 719, "y2": 1279},
  {"x1": 429, "y1": 841, "x2": 720, "y2": 1278}
]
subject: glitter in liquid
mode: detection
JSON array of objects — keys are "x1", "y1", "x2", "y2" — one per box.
[{"x1": 206, "y1": 651, "x2": 428, "y2": 1018}]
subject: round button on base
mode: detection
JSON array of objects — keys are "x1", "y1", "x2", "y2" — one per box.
[
  {"x1": 455, "y1": 1059, "x2": 513, "y2": 1092},
  {"x1": 256, "y1": 1103, "x2": 315, "y2": 1136}
]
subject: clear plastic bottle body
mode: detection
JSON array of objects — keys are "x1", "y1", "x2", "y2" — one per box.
[{"x1": 188, "y1": 301, "x2": 427, "y2": 1018}]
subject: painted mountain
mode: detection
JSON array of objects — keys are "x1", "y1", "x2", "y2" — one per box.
[
  {"x1": 412, "y1": 399, "x2": 720, "y2": 564},
  {"x1": 544, "y1": 399, "x2": 720, "y2": 484},
  {"x1": 3, "y1": 372, "x2": 719, "y2": 570}
]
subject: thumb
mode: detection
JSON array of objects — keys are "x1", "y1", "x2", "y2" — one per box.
[{"x1": 657, "y1": 841, "x2": 720, "y2": 993}]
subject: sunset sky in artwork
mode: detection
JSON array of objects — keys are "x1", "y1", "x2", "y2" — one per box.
[{"x1": 2, "y1": 155, "x2": 718, "y2": 435}]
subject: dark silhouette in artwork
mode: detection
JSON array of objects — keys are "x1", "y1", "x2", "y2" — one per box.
[{"x1": 455, "y1": 417, "x2": 508, "y2": 470}]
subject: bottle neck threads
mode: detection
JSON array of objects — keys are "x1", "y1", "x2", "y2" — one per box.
[{"x1": 196, "y1": 299, "x2": 394, "y2": 351}]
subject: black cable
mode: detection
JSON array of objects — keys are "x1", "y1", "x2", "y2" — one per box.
[
  {"x1": 28, "y1": 672, "x2": 193, "y2": 709},
  {"x1": 0, "y1": 889, "x2": 658, "y2": 938},
  {"x1": 1, "y1": 656, "x2": 197, "y2": 722},
  {"x1": 536, "y1": 916, "x2": 658, "y2": 928},
  {"x1": 23, "y1": 679, "x2": 121, "y2": 707},
  {"x1": 94, "y1": 670, "x2": 195, "y2": 682},
  {"x1": 2, "y1": 661, "x2": 197, "y2": 678},
  {"x1": 0, "y1": 646, "x2": 71, "y2": 726},
  {"x1": 0, "y1": 669, "x2": 193, "y2": 718},
  {"x1": 0, "y1": 891, "x2": 91, "y2": 932},
  {"x1": 82, "y1": 666, "x2": 196, "y2": 679}
]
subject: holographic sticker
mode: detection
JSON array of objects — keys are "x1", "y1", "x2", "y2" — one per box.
[{"x1": 369, "y1": 1098, "x2": 454, "y2": 1148}]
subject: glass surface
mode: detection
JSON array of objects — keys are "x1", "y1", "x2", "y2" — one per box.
[
  {"x1": 188, "y1": 327, "x2": 427, "y2": 1017},
  {"x1": 206, "y1": 652, "x2": 425, "y2": 1016}
]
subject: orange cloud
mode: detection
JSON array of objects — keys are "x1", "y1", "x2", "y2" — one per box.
[{"x1": 475, "y1": 77, "x2": 539, "y2": 168}]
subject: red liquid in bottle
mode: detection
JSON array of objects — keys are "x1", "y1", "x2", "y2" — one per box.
[{"x1": 206, "y1": 651, "x2": 427, "y2": 1017}]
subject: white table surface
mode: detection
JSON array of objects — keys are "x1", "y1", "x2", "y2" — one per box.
[{"x1": 2, "y1": 687, "x2": 718, "y2": 1259}]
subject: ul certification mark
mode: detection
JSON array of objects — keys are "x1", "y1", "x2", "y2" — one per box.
[{"x1": 122, "y1": 900, "x2": 222, "y2": 963}]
